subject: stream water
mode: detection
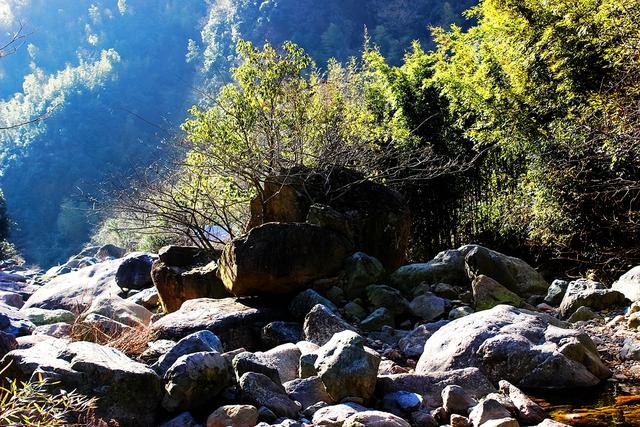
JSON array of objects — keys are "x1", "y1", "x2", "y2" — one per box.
[{"x1": 531, "y1": 382, "x2": 640, "y2": 426}]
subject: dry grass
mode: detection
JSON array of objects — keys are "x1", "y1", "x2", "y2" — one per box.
[{"x1": 68, "y1": 317, "x2": 157, "y2": 359}]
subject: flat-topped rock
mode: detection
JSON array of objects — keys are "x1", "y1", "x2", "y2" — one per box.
[{"x1": 151, "y1": 297, "x2": 285, "y2": 350}]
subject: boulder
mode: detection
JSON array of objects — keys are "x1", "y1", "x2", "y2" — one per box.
[
  {"x1": 409, "y1": 293, "x2": 446, "y2": 321},
  {"x1": 621, "y1": 338, "x2": 640, "y2": 361},
  {"x1": 311, "y1": 403, "x2": 367, "y2": 427},
  {"x1": 366, "y1": 285, "x2": 409, "y2": 315},
  {"x1": 152, "y1": 298, "x2": 285, "y2": 350},
  {"x1": 247, "y1": 167, "x2": 410, "y2": 270},
  {"x1": 32, "y1": 322, "x2": 72, "y2": 338},
  {"x1": 1, "y1": 340, "x2": 162, "y2": 426},
  {"x1": 468, "y1": 397, "x2": 513, "y2": 427},
  {"x1": 152, "y1": 259, "x2": 229, "y2": 313},
  {"x1": 233, "y1": 351, "x2": 282, "y2": 384},
  {"x1": 303, "y1": 304, "x2": 356, "y2": 346},
  {"x1": 284, "y1": 376, "x2": 333, "y2": 409},
  {"x1": 559, "y1": 280, "x2": 626, "y2": 318},
  {"x1": 461, "y1": 245, "x2": 549, "y2": 297},
  {"x1": 83, "y1": 294, "x2": 153, "y2": 326},
  {"x1": 217, "y1": 223, "x2": 352, "y2": 297},
  {"x1": 360, "y1": 307, "x2": 394, "y2": 331},
  {"x1": 567, "y1": 306, "x2": 599, "y2": 323},
  {"x1": 390, "y1": 250, "x2": 467, "y2": 293},
  {"x1": 261, "y1": 321, "x2": 303, "y2": 347},
  {"x1": 0, "y1": 305, "x2": 34, "y2": 337},
  {"x1": 115, "y1": 252, "x2": 157, "y2": 290},
  {"x1": 612, "y1": 265, "x2": 640, "y2": 301},
  {"x1": 0, "y1": 330, "x2": 17, "y2": 359},
  {"x1": 342, "y1": 252, "x2": 386, "y2": 299},
  {"x1": 126, "y1": 286, "x2": 161, "y2": 309},
  {"x1": 238, "y1": 372, "x2": 301, "y2": 418},
  {"x1": 343, "y1": 410, "x2": 411, "y2": 427},
  {"x1": 95, "y1": 244, "x2": 126, "y2": 261},
  {"x1": 207, "y1": 405, "x2": 259, "y2": 427},
  {"x1": 22, "y1": 259, "x2": 123, "y2": 312},
  {"x1": 289, "y1": 289, "x2": 337, "y2": 319},
  {"x1": 442, "y1": 385, "x2": 477, "y2": 415},
  {"x1": 19, "y1": 307, "x2": 76, "y2": 326},
  {"x1": 0, "y1": 290, "x2": 23, "y2": 308},
  {"x1": 313, "y1": 330, "x2": 380, "y2": 402},
  {"x1": 382, "y1": 391, "x2": 423, "y2": 415},
  {"x1": 160, "y1": 412, "x2": 199, "y2": 427},
  {"x1": 162, "y1": 351, "x2": 233, "y2": 412},
  {"x1": 375, "y1": 368, "x2": 495, "y2": 409},
  {"x1": 499, "y1": 380, "x2": 546, "y2": 425},
  {"x1": 158, "y1": 245, "x2": 218, "y2": 267},
  {"x1": 152, "y1": 330, "x2": 223, "y2": 376},
  {"x1": 398, "y1": 325, "x2": 432, "y2": 359},
  {"x1": 416, "y1": 305, "x2": 610, "y2": 388},
  {"x1": 544, "y1": 280, "x2": 569, "y2": 306},
  {"x1": 472, "y1": 275, "x2": 526, "y2": 311}
]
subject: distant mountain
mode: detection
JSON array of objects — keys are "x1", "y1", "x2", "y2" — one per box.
[{"x1": 0, "y1": 0, "x2": 474, "y2": 267}]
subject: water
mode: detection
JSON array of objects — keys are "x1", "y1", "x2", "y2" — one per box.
[{"x1": 531, "y1": 382, "x2": 640, "y2": 426}]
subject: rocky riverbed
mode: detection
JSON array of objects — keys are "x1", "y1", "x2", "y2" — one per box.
[{"x1": 1, "y1": 238, "x2": 639, "y2": 427}]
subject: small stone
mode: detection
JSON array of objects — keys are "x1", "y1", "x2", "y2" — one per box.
[
  {"x1": 343, "y1": 302, "x2": 368, "y2": 322},
  {"x1": 284, "y1": 376, "x2": 333, "y2": 409},
  {"x1": 311, "y1": 403, "x2": 367, "y2": 427},
  {"x1": 544, "y1": 280, "x2": 569, "y2": 306},
  {"x1": 398, "y1": 325, "x2": 432, "y2": 359},
  {"x1": 289, "y1": 289, "x2": 337, "y2": 319},
  {"x1": 206, "y1": 404, "x2": 259, "y2": 427},
  {"x1": 410, "y1": 410, "x2": 439, "y2": 427},
  {"x1": 366, "y1": 285, "x2": 409, "y2": 315},
  {"x1": 303, "y1": 304, "x2": 356, "y2": 346},
  {"x1": 261, "y1": 322, "x2": 303, "y2": 347},
  {"x1": 382, "y1": 391, "x2": 423, "y2": 415},
  {"x1": 450, "y1": 414, "x2": 470, "y2": 427}
]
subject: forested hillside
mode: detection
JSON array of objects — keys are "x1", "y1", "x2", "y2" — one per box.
[{"x1": 0, "y1": 0, "x2": 474, "y2": 266}]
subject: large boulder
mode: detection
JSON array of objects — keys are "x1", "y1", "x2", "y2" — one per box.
[
  {"x1": 82, "y1": 294, "x2": 153, "y2": 326},
  {"x1": 472, "y1": 275, "x2": 527, "y2": 311},
  {"x1": 612, "y1": 266, "x2": 640, "y2": 301},
  {"x1": 559, "y1": 279, "x2": 626, "y2": 318},
  {"x1": 247, "y1": 167, "x2": 410, "y2": 270},
  {"x1": 390, "y1": 250, "x2": 467, "y2": 293},
  {"x1": 115, "y1": 252, "x2": 157, "y2": 290},
  {"x1": 22, "y1": 259, "x2": 123, "y2": 312},
  {"x1": 151, "y1": 297, "x2": 285, "y2": 350},
  {"x1": 303, "y1": 304, "x2": 357, "y2": 346},
  {"x1": 416, "y1": 305, "x2": 610, "y2": 388},
  {"x1": 162, "y1": 351, "x2": 233, "y2": 412},
  {"x1": 1, "y1": 339, "x2": 162, "y2": 426},
  {"x1": 238, "y1": 372, "x2": 301, "y2": 418},
  {"x1": 342, "y1": 252, "x2": 386, "y2": 299},
  {"x1": 461, "y1": 245, "x2": 549, "y2": 297},
  {"x1": 152, "y1": 260, "x2": 229, "y2": 313},
  {"x1": 217, "y1": 223, "x2": 352, "y2": 297},
  {"x1": 312, "y1": 330, "x2": 380, "y2": 402},
  {"x1": 375, "y1": 368, "x2": 496, "y2": 409},
  {"x1": 152, "y1": 330, "x2": 223, "y2": 376}
]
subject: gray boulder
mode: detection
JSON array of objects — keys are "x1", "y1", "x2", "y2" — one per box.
[
  {"x1": 289, "y1": 289, "x2": 337, "y2": 319},
  {"x1": 621, "y1": 338, "x2": 640, "y2": 361},
  {"x1": 22, "y1": 259, "x2": 123, "y2": 312},
  {"x1": 342, "y1": 252, "x2": 386, "y2": 299},
  {"x1": 499, "y1": 380, "x2": 546, "y2": 425},
  {"x1": 303, "y1": 304, "x2": 356, "y2": 346},
  {"x1": 151, "y1": 298, "x2": 285, "y2": 350},
  {"x1": 115, "y1": 252, "x2": 157, "y2": 290},
  {"x1": 311, "y1": 403, "x2": 367, "y2": 427},
  {"x1": 261, "y1": 321, "x2": 303, "y2": 347},
  {"x1": 544, "y1": 280, "x2": 569, "y2": 306},
  {"x1": 239, "y1": 372, "x2": 301, "y2": 419},
  {"x1": 375, "y1": 368, "x2": 496, "y2": 409},
  {"x1": 559, "y1": 279, "x2": 626, "y2": 318},
  {"x1": 312, "y1": 330, "x2": 380, "y2": 402},
  {"x1": 461, "y1": 245, "x2": 549, "y2": 297},
  {"x1": 366, "y1": 284, "x2": 409, "y2": 315},
  {"x1": 1, "y1": 339, "x2": 162, "y2": 426},
  {"x1": 409, "y1": 293, "x2": 446, "y2": 321},
  {"x1": 416, "y1": 305, "x2": 610, "y2": 388},
  {"x1": 343, "y1": 410, "x2": 411, "y2": 427},
  {"x1": 153, "y1": 330, "x2": 223, "y2": 376},
  {"x1": 390, "y1": 250, "x2": 467, "y2": 293},
  {"x1": 612, "y1": 265, "x2": 640, "y2": 301},
  {"x1": 284, "y1": 376, "x2": 333, "y2": 409},
  {"x1": 162, "y1": 351, "x2": 233, "y2": 412}
]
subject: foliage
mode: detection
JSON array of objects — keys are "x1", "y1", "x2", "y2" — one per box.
[
  {"x1": 0, "y1": 370, "x2": 105, "y2": 426},
  {"x1": 428, "y1": 0, "x2": 640, "y2": 273}
]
